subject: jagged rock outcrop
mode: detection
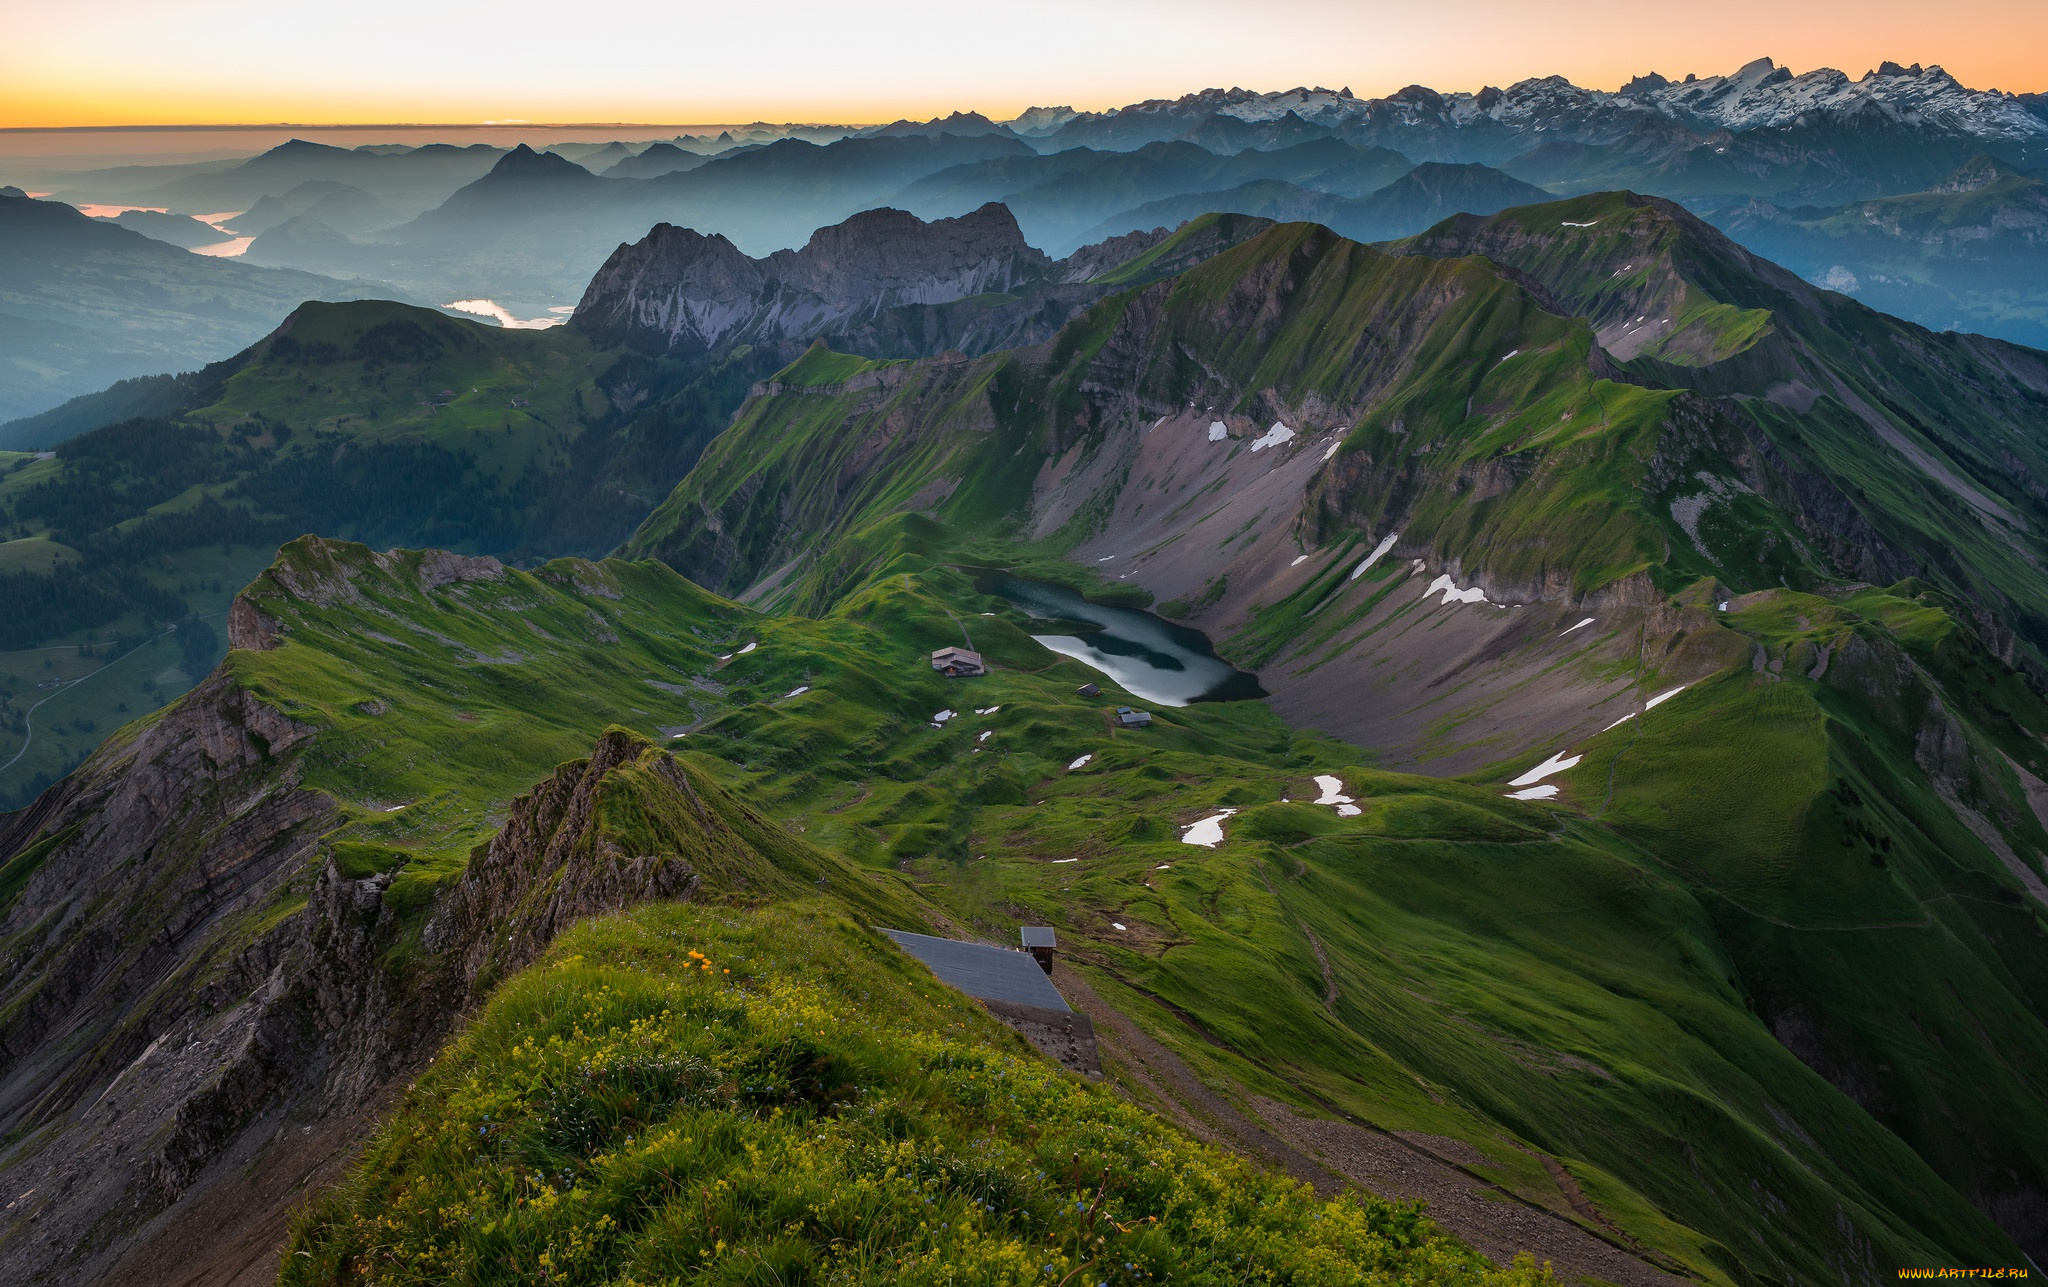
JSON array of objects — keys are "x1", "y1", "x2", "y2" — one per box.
[
  {"x1": 572, "y1": 202, "x2": 1054, "y2": 355},
  {"x1": 0, "y1": 562, "x2": 786, "y2": 1286},
  {"x1": 571, "y1": 202, "x2": 1278, "y2": 364}
]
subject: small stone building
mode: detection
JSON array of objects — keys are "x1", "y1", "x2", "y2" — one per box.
[
  {"x1": 931, "y1": 646, "x2": 985, "y2": 677},
  {"x1": 1021, "y1": 926, "x2": 1056, "y2": 974},
  {"x1": 879, "y1": 927, "x2": 1101, "y2": 1078},
  {"x1": 1115, "y1": 706, "x2": 1152, "y2": 728}
]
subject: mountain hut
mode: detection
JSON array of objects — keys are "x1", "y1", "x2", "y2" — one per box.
[{"x1": 931, "y1": 646, "x2": 985, "y2": 677}]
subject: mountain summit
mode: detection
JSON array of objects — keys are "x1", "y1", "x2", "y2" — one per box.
[{"x1": 572, "y1": 202, "x2": 1054, "y2": 355}]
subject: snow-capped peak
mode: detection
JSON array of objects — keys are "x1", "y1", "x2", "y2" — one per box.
[{"x1": 1041, "y1": 59, "x2": 2048, "y2": 147}]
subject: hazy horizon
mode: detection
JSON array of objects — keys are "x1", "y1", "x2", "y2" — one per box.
[{"x1": 5, "y1": 0, "x2": 2043, "y2": 130}]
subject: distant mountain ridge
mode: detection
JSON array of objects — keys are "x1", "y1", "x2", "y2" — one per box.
[
  {"x1": 572, "y1": 202, "x2": 1271, "y2": 360},
  {"x1": 0, "y1": 191, "x2": 365, "y2": 423},
  {"x1": 573, "y1": 202, "x2": 1049, "y2": 354},
  {"x1": 1025, "y1": 58, "x2": 2048, "y2": 159}
]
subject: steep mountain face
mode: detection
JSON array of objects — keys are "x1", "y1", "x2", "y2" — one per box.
[
  {"x1": 4, "y1": 524, "x2": 2040, "y2": 1284},
  {"x1": 623, "y1": 211, "x2": 2048, "y2": 1260},
  {"x1": 1397, "y1": 193, "x2": 2048, "y2": 658},
  {"x1": 0, "y1": 209, "x2": 1272, "y2": 808},
  {"x1": 0, "y1": 539, "x2": 911, "y2": 1286},
  {"x1": 0, "y1": 192, "x2": 363, "y2": 422},
  {"x1": 571, "y1": 203, "x2": 1275, "y2": 363},
  {"x1": 572, "y1": 203, "x2": 1052, "y2": 355}
]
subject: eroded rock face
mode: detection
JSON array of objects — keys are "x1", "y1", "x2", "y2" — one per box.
[
  {"x1": 0, "y1": 673, "x2": 336, "y2": 1285},
  {"x1": 0, "y1": 578, "x2": 749, "y2": 1285},
  {"x1": 573, "y1": 203, "x2": 1053, "y2": 355},
  {"x1": 453, "y1": 729, "x2": 710, "y2": 996}
]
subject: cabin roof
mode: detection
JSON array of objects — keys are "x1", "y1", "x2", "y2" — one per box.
[{"x1": 878, "y1": 929, "x2": 1070, "y2": 1011}]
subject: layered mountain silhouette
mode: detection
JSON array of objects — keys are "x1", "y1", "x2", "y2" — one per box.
[
  {"x1": 4, "y1": 196, "x2": 2048, "y2": 1286},
  {"x1": 0, "y1": 191, "x2": 363, "y2": 422}
]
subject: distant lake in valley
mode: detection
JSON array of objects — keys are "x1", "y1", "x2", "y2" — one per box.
[{"x1": 979, "y1": 572, "x2": 1265, "y2": 706}]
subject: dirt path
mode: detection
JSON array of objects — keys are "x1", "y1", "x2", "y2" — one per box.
[{"x1": 1056, "y1": 964, "x2": 1695, "y2": 1286}]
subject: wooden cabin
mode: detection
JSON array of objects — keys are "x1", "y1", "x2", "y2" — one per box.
[{"x1": 931, "y1": 646, "x2": 986, "y2": 677}]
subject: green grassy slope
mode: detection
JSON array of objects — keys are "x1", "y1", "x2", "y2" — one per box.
[
  {"x1": 610, "y1": 211, "x2": 2048, "y2": 1266},
  {"x1": 195, "y1": 537, "x2": 2039, "y2": 1279},
  {"x1": 0, "y1": 299, "x2": 772, "y2": 806},
  {"x1": 282, "y1": 900, "x2": 1549, "y2": 1286},
  {"x1": 629, "y1": 221, "x2": 1819, "y2": 613},
  {"x1": 1399, "y1": 192, "x2": 2048, "y2": 662}
]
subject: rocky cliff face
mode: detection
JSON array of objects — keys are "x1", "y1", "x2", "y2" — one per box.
[
  {"x1": 572, "y1": 202, "x2": 1054, "y2": 356},
  {"x1": 570, "y1": 201, "x2": 1280, "y2": 364},
  {"x1": 0, "y1": 567, "x2": 801, "y2": 1285}
]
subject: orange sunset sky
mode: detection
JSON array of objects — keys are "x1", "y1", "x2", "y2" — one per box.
[{"x1": 2, "y1": 0, "x2": 2045, "y2": 129}]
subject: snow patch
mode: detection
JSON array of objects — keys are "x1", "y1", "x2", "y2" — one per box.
[
  {"x1": 1180, "y1": 808, "x2": 1238, "y2": 848},
  {"x1": 1290, "y1": 554, "x2": 1309, "y2": 567},
  {"x1": 1509, "y1": 750, "x2": 1581, "y2": 787},
  {"x1": 1207, "y1": 421, "x2": 1228, "y2": 442},
  {"x1": 1066, "y1": 754, "x2": 1092, "y2": 771},
  {"x1": 784, "y1": 686, "x2": 810, "y2": 698},
  {"x1": 1112, "y1": 922, "x2": 1128, "y2": 931},
  {"x1": 1497, "y1": 349, "x2": 1520, "y2": 364},
  {"x1": 1336, "y1": 803, "x2": 1361, "y2": 817},
  {"x1": 977, "y1": 730, "x2": 992, "y2": 742},
  {"x1": 1249, "y1": 422, "x2": 1296, "y2": 452},
  {"x1": 737, "y1": 641, "x2": 757, "y2": 654},
  {"x1": 1561, "y1": 617, "x2": 1595, "y2": 635},
  {"x1": 931, "y1": 709, "x2": 956, "y2": 724},
  {"x1": 1506, "y1": 784, "x2": 1560, "y2": 800},
  {"x1": 1350, "y1": 532, "x2": 1400, "y2": 580},
  {"x1": 1322, "y1": 440, "x2": 1341, "y2": 461},
  {"x1": 1425, "y1": 574, "x2": 1490, "y2": 605},
  {"x1": 1312, "y1": 775, "x2": 1353, "y2": 806},
  {"x1": 1644, "y1": 685, "x2": 1688, "y2": 711},
  {"x1": 1560, "y1": 219, "x2": 1600, "y2": 227}
]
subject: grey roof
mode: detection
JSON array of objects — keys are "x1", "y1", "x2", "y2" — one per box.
[
  {"x1": 1020, "y1": 926, "x2": 1056, "y2": 948},
  {"x1": 879, "y1": 929, "x2": 1071, "y2": 1010}
]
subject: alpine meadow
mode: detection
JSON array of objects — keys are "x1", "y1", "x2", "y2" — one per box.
[{"x1": 2, "y1": 14, "x2": 2047, "y2": 1287}]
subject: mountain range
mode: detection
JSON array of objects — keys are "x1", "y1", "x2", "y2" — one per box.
[
  {"x1": 0, "y1": 205, "x2": 1259, "y2": 804},
  {"x1": 3, "y1": 188, "x2": 2047, "y2": 1284},
  {"x1": 3, "y1": 57, "x2": 2048, "y2": 1287},
  {"x1": 2, "y1": 58, "x2": 2039, "y2": 412}
]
